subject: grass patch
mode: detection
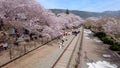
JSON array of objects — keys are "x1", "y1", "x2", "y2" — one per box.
[
  {"x1": 101, "y1": 37, "x2": 115, "y2": 45},
  {"x1": 110, "y1": 45, "x2": 120, "y2": 51},
  {"x1": 94, "y1": 32, "x2": 120, "y2": 51}
]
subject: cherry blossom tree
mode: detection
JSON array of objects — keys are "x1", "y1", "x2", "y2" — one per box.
[
  {"x1": 0, "y1": 0, "x2": 84, "y2": 40},
  {"x1": 84, "y1": 16, "x2": 120, "y2": 42},
  {"x1": 103, "y1": 21, "x2": 120, "y2": 40}
]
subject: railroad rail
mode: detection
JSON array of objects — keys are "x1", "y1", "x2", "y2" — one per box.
[
  {"x1": 51, "y1": 36, "x2": 76, "y2": 68},
  {"x1": 77, "y1": 26, "x2": 84, "y2": 68},
  {"x1": 52, "y1": 28, "x2": 82, "y2": 68}
]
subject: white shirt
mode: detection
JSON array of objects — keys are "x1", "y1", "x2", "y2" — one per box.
[{"x1": 3, "y1": 43, "x2": 8, "y2": 47}]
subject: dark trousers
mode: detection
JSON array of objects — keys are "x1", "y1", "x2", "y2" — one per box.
[{"x1": 4, "y1": 47, "x2": 7, "y2": 50}]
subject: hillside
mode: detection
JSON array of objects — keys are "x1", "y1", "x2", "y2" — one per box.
[{"x1": 50, "y1": 9, "x2": 120, "y2": 18}]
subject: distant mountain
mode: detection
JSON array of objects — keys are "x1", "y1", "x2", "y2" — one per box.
[{"x1": 50, "y1": 9, "x2": 120, "y2": 18}]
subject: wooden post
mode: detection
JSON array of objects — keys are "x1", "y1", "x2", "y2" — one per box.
[
  {"x1": 8, "y1": 37, "x2": 13, "y2": 60},
  {"x1": 24, "y1": 43, "x2": 26, "y2": 54},
  {"x1": 42, "y1": 38, "x2": 43, "y2": 44},
  {"x1": 9, "y1": 44, "x2": 12, "y2": 59}
]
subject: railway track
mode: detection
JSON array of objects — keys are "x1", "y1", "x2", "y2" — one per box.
[
  {"x1": 51, "y1": 28, "x2": 82, "y2": 68},
  {"x1": 1, "y1": 27, "x2": 83, "y2": 68}
]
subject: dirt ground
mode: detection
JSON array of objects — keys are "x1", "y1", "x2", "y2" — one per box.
[{"x1": 81, "y1": 29, "x2": 120, "y2": 68}]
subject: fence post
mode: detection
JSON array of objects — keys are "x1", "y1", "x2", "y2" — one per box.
[
  {"x1": 42, "y1": 38, "x2": 43, "y2": 44},
  {"x1": 46, "y1": 37, "x2": 48, "y2": 43},
  {"x1": 9, "y1": 44, "x2": 12, "y2": 59},
  {"x1": 24, "y1": 43, "x2": 26, "y2": 54}
]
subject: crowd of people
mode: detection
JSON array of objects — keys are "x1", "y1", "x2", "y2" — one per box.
[{"x1": 58, "y1": 29, "x2": 80, "y2": 49}]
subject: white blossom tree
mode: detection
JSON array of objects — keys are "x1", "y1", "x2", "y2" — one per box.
[{"x1": 0, "y1": 0, "x2": 84, "y2": 40}]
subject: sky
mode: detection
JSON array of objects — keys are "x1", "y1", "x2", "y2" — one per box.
[{"x1": 36, "y1": 0, "x2": 120, "y2": 12}]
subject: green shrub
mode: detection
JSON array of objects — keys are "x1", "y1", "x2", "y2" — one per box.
[
  {"x1": 110, "y1": 45, "x2": 120, "y2": 51},
  {"x1": 101, "y1": 37, "x2": 115, "y2": 45},
  {"x1": 94, "y1": 32, "x2": 120, "y2": 51},
  {"x1": 94, "y1": 32, "x2": 106, "y2": 38}
]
